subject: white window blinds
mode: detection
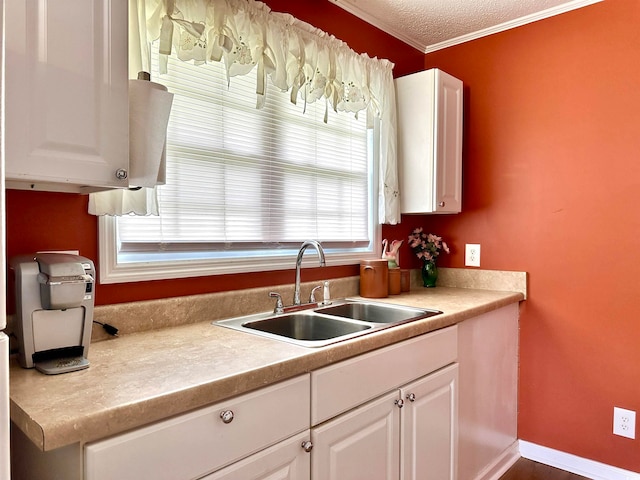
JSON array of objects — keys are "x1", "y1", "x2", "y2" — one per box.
[
  {"x1": 115, "y1": 50, "x2": 374, "y2": 264},
  {"x1": 134, "y1": 0, "x2": 400, "y2": 225}
]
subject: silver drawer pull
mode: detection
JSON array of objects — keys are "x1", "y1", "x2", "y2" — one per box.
[
  {"x1": 301, "y1": 440, "x2": 313, "y2": 453},
  {"x1": 220, "y1": 410, "x2": 234, "y2": 424},
  {"x1": 406, "y1": 393, "x2": 416, "y2": 402},
  {"x1": 395, "y1": 399, "x2": 404, "y2": 409}
]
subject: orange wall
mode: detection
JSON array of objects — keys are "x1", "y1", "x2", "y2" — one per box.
[
  {"x1": 4, "y1": 1, "x2": 423, "y2": 310},
  {"x1": 392, "y1": 0, "x2": 640, "y2": 472},
  {"x1": 6, "y1": 0, "x2": 640, "y2": 472}
]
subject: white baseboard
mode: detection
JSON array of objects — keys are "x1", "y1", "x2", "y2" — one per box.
[
  {"x1": 519, "y1": 440, "x2": 640, "y2": 480},
  {"x1": 473, "y1": 441, "x2": 521, "y2": 480}
]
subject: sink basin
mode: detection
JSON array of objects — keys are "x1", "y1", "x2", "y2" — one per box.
[
  {"x1": 215, "y1": 299, "x2": 442, "y2": 348},
  {"x1": 315, "y1": 301, "x2": 440, "y2": 324},
  {"x1": 243, "y1": 313, "x2": 371, "y2": 341}
]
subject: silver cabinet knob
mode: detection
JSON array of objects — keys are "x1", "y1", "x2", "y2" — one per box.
[
  {"x1": 438, "y1": 201, "x2": 445, "y2": 207},
  {"x1": 220, "y1": 410, "x2": 234, "y2": 424},
  {"x1": 395, "y1": 399, "x2": 404, "y2": 408},
  {"x1": 115, "y1": 169, "x2": 128, "y2": 180},
  {"x1": 406, "y1": 393, "x2": 416, "y2": 402},
  {"x1": 301, "y1": 440, "x2": 313, "y2": 453}
]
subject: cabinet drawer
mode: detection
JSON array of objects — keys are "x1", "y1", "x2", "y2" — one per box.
[
  {"x1": 85, "y1": 374, "x2": 310, "y2": 480},
  {"x1": 311, "y1": 326, "x2": 457, "y2": 425}
]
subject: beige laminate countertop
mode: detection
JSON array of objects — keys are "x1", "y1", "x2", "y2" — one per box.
[{"x1": 9, "y1": 286, "x2": 524, "y2": 452}]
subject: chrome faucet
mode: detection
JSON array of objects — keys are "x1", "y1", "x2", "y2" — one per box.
[{"x1": 294, "y1": 240, "x2": 326, "y2": 305}]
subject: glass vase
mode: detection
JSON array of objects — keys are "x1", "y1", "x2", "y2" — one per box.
[{"x1": 421, "y1": 261, "x2": 438, "y2": 288}]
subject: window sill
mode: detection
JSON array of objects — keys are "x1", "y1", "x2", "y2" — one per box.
[{"x1": 98, "y1": 217, "x2": 381, "y2": 284}]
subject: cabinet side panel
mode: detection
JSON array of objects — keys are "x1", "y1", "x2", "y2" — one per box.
[
  {"x1": 10, "y1": 425, "x2": 82, "y2": 480},
  {"x1": 457, "y1": 304, "x2": 519, "y2": 479}
]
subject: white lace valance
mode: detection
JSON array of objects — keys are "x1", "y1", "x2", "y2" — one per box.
[{"x1": 133, "y1": 0, "x2": 400, "y2": 224}]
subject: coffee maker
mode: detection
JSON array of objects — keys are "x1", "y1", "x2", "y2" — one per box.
[{"x1": 11, "y1": 253, "x2": 96, "y2": 374}]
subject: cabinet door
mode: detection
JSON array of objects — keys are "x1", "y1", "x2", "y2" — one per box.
[
  {"x1": 312, "y1": 391, "x2": 400, "y2": 480},
  {"x1": 5, "y1": 0, "x2": 129, "y2": 192},
  {"x1": 401, "y1": 364, "x2": 458, "y2": 480},
  {"x1": 433, "y1": 70, "x2": 463, "y2": 213},
  {"x1": 201, "y1": 431, "x2": 310, "y2": 480}
]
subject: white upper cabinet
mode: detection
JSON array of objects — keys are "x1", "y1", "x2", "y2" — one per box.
[
  {"x1": 396, "y1": 68, "x2": 463, "y2": 214},
  {"x1": 4, "y1": 0, "x2": 129, "y2": 192}
]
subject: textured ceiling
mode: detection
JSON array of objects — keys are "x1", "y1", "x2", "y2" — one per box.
[{"x1": 329, "y1": 0, "x2": 602, "y2": 52}]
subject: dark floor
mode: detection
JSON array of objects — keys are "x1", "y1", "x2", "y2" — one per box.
[{"x1": 499, "y1": 458, "x2": 590, "y2": 480}]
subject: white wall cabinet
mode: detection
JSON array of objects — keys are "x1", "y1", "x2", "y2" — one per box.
[
  {"x1": 396, "y1": 68, "x2": 463, "y2": 214},
  {"x1": 4, "y1": 0, "x2": 129, "y2": 192}
]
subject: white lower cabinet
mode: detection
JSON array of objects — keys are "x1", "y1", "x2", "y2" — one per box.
[
  {"x1": 83, "y1": 327, "x2": 458, "y2": 480},
  {"x1": 15, "y1": 308, "x2": 523, "y2": 480},
  {"x1": 311, "y1": 326, "x2": 459, "y2": 480},
  {"x1": 311, "y1": 365, "x2": 458, "y2": 480},
  {"x1": 84, "y1": 326, "x2": 458, "y2": 480}
]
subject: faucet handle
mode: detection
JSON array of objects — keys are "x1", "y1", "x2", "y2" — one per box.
[
  {"x1": 309, "y1": 285, "x2": 322, "y2": 303},
  {"x1": 269, "y1": 292, "x2": 284, "y2": 314}
]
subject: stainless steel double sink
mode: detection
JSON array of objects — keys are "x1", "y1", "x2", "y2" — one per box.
[{"x1": 215, "y1": 299, "x2": 442, "y2": 347}]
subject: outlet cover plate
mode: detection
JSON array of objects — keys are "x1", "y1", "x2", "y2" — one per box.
[
  {"x1": 613, "y1": 407, "x2": 636, "y2": 439},
  {"x1": 465, "y1": 244, "x2": 481, "y2": 267}
]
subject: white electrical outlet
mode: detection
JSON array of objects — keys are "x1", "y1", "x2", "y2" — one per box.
[
  {"x1": 465, "y1": 244, "x2": 481, "y2": 267},
  {"x1": 613, "y1": 407, "x2": 636, "y2": 439}
]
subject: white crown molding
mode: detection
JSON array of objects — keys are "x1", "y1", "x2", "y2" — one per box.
[
  {"x1": 423, "y1": 0, "x2": 603, "y2": 53},
  {"x1": 329, "y1": 0, "x2": 603, "y2": 54},
  {"x1": 519, "y1": 440, "x2": 640, "y2": 480},
  {"x1": 327, "y1": 0, "x2": 426, "y2": 51}
]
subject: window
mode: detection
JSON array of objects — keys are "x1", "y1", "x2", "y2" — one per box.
[{"x1": 99, "y1": 50, "x2": 380, "y2": 283}]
